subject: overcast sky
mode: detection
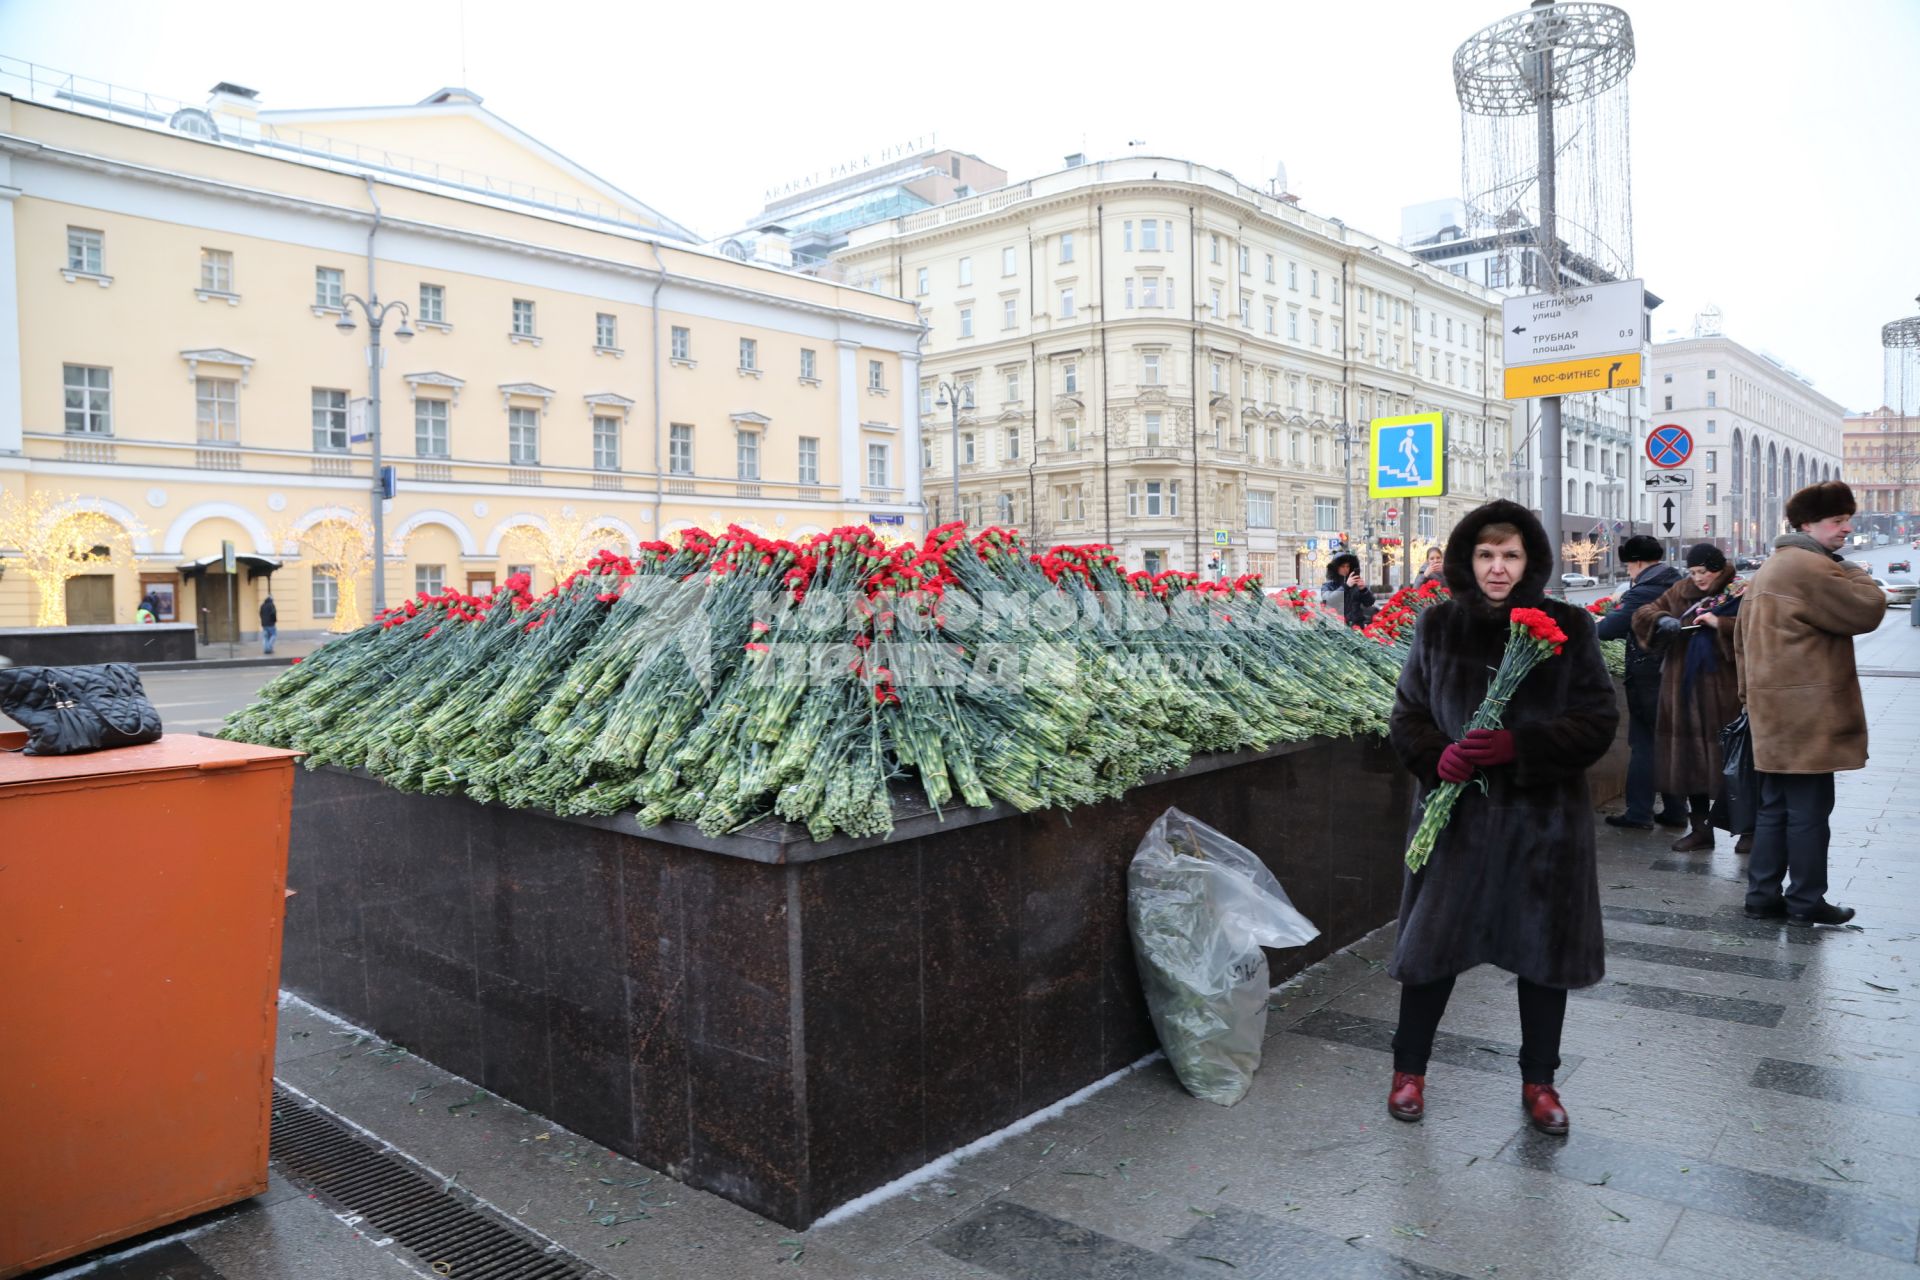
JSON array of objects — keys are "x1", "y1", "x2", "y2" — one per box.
[{"x1": 4, "y1": 0, "x2": 1915, "y2": 412}]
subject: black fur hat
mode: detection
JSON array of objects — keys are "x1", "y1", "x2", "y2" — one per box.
[
  {"x1": 1784, "y1": 480, "x2": 1856, "y2": 529},
  {"x1": 1618, "y1": 535, "x2": 1665, "y2": 564}
]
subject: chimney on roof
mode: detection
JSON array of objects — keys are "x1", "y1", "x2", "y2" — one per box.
[
  {"x1": 420, "y1": 87, "x2": 485, "y2": 106},
  {"x1": 207, "y1": 82, "x2": 261, "y2": 122}
]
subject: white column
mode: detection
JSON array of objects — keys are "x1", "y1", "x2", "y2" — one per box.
[
  {"x1": 0, "y1": 162, "x2": 23, "y2": 456},
  {"x1": 836, "y1": 340, "x2": 861, "y2": 500},
  {"x1": 898, "y1": 350, "x2": 922, "y2": 509}
]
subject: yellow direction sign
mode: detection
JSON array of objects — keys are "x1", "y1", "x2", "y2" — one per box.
[{"x1": 1504, "y1": 352, "x2": 1643, "y2": 400}]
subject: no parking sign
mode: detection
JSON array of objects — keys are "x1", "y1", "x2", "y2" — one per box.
[{"x1": 1647, "y1": 424, "x2": 1693, "y2": 469}]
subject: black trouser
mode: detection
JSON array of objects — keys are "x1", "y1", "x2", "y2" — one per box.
[
  {"x1": 1688, "y1": 791, "x2": 1712, "y2": 819},
  {"x1": 1746, "y1": 770, "x2": 1836, "y2": 914},
  {"x1": 1392, "y1": 975, "x2": 1568, "y2": 1086},
  {"x1": 1623, "y1": 670, "x2": 1685, "y2": 823}
]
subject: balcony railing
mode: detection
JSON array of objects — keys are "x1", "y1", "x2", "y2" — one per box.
[{"x1": 63, "y1": 436, "x2": 115, "y2": 463}]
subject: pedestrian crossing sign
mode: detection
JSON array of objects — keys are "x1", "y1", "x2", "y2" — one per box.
[{"x1": 1368, "y1": 412, "x2": 1446, "y2": 500}]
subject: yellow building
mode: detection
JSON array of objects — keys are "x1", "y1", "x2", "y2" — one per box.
[{"x1": 0, "y1": 75, "x2": 923, "y2": 636}]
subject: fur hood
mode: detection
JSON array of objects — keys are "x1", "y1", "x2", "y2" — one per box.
[{"x1": 1440, "y1": 499, "x2": 1554, "y2": 620}]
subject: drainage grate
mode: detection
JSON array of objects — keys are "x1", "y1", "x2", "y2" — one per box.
[{"x1": 269, "y1": 1085, "x2": 596, "y2": 1280}]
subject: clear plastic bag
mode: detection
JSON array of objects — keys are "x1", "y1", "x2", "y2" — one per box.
[{"x1": 1126, "y1": 807, "x2": 1320, "y2": 1106}]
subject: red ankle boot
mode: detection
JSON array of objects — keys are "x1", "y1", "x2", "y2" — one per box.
[
  {"x1": 1388, "y1": 1071, "x2": 1425, "y2": 1122},
  {"x1": 1523, "y1": 1083, "x2": 1568, "y2": 1135}
]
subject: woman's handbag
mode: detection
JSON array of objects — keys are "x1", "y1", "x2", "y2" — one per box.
[
  {"x1": 1710, "y1": 709, "x2": 1756, "y2": 835},
  {"x1": 0, "y1": 663, "x2": 164, "y2": 756}
]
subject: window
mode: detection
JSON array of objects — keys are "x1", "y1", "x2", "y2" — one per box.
[
  {"x1": 1143, "y1": 480, "x2": 1178, "y2": 517},
  {"x1": 1264, "y1": 303, "x2": 1277, "y2": 333},
  {"x1": 736, "y1": 428, "x2": 760, "y2": 480},
  {"x1": 1310, "y1": 268, "x2": 1320, "y2": 298},
  {"x1": 1240, "y1": 293, "x2": 1252, "y2": 328},
  {"x1": 415, "y1": 398, "x2": 449, "y2": 457},
  {"x1": 738, "y1": 337, "x2": 758, "y2": 371},
  {"x1": 1238, "y1": 245, "x2": 1250, "y2": 274},
  {"x1": 1210, "y1": 361, "x2": 1224, "y2": 393},
  {"x1": 1331, "y1": 322, "x2": 1342, "y2": 351},
  {"x1": 868, "y1": 359, "x2": 886, "y2": 391},
  {"x1": 311, "y1": 568, "x2": 339, "y2": 620},
  {"x1": 1208, "y1": 287, "x2": 1221, "y2": 319},
  {"x1": 1419, "y1": 508, "x2": 1436, "y2": 539},
  {"x1": 593, "y1": 415, "x2": 620, "y2": 470},
  {"x1": 867, "y1": 442, "x2": 890, "y2": 488},
  {"x1": 1142, "y1": 548, "x2": 1165, "y2": 574},
  {"x1": 1310, "y1": 316, "x2": 1320, "y2": 347},
  {"x1": 415, "y1": 565, "x2": 445, "y2": 596},
  {"x1": 1706, "y1": 418, "x2": 1717, "y2": 433},
  {"x1": 1265, "y1": 373, "x2": 1277, "y2": 403},
  {"x1": 1707, "y1": 368, "x2": 1717, "y2": 380},
  {"x1": 1287, "y1": 310, "x2": 1300, "y2": 341},
  {"x1": 1142, "y1": 353, "x2": 1161, "y2": 385},
  {"x1": 1062, "y1": 418, "x2": 1079, "y2": 450},
  {"x1": 311, "y1": 388, "x2": 348, "y2": 452},
  {"x1": 959, "y1": 308, "x2": 974, "y2": 338},
  {"x1": 1707, "y1": 390, "x2": 1717, "y2": 408},
  {"x1": 1005, "y1": 427, "x2": 1020, "y2": 460},
  {"x1": 801, "y1": 347, "x2": 818, "y2": 380},
  {"x1": 1005, "y1": 369, "x2": 1020, "y2": 401},
  {"x1": 1209, "y1": 234, "x2": 1222, "y2": 264},
  {"x1": 62, "y1": 364, "x2": 111, "y2": 435},
  {"x1": 1002, "y1": 246, "x2": 1018, "y2": 276},
  {"x1": 1488, "y1": 255, "x2": 1509, "y2": 288},
  {"x1": 1248, "y1": 490, "x2": 1276, "y2": 528},
  {"x1": 1143, "y1": 221, "x2": 1160, "y2": 252},
  {"x1": 1288, "y1": 262, "x2": 1299, "y2": 290},
  {"x1": 671, "y1": 325, "x2": 691, "y2": 361},
  {"x1": 315, "y1": 267, "x2": 344, "y2": 309},
  {"x1": 1059, "y1": 233, "x2": 1074, "y2": 264},
  {"x1": 199, "y1": 248, "x2": 233, "y2": 293},
  {"x1": 1664, "y1": 395, "x2": 1673, "y2": 411},
  {"x1": 1706, "y1": 450, "x2": 1718, "y2": 474},
  {"x1": 1706, "y1": 483, "x2": 1718, "y2": 504},
  {"x1": 916, "y1": 266, "x2": 930, "y2": 295},
  {"x1": 1144, "y1": 411, "x2": 1163, "y2": 445},
  {"x1": 1123, "y1": 221, "x2": 1134, "y2": 251},
  {"x1": 1314, "y1": 497, "x2": 1338, "y2": 531},
  {"x1": 511, "y1": 299, "x2": 536, "y2": 337},
  {"x1": 1003, "y1": 297, "x2": 1018, "y2": 329},
  {"x1": 957, "y1": 256, "x2": 973, "y2": 286},
  {"x1": 798, "y1": 436, "x2": 820, "y2": 485},
  {"x1": 1214, "y1": 418, "x2": 1225, "y2": 450},
  {"x1": 419, "y1": 283, "x2": 444, "y2": 324},
  {"x1": 67, "y1": 227, "x2": 104, "y2": 274},
  {"x1": 195, "y1": 377, "x2": 238, "y2": 443},
  {"x1": 669, "y1": 424, "x2": 693, "y2": 474},
  {"x1": 1059, "y1": 288, "x2": 1075, "y2": 318},
  {"x1": 1125, "y1": 278, "x2": 1135, "y2": 309},
  {"x1": 1663, "y1": 373, "x2": 1673, "y2": 384},
  {"x1": 508, "y1": 406, "x2": 539, "y2": 463},
  {"x1": 507, "y1": 563, "x2": 534, "y2": 584},
  {"x1": 1265, "y1": 254, "x2": 1276, "y2": 283},
  {"x1": 596, "y1": 312, "x2": 618, "y2": 349},
  {"x1": 961, "y1": 432, "x2": 976, "y2": 464}
]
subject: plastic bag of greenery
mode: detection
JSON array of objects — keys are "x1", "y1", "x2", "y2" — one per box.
[{"x1": 1127, "y1": 807, "x2": 1319, "y2": 1106}]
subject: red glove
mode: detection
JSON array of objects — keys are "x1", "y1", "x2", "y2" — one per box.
[
  {"x1": 1437, "y1": 742, "x2": 1475, "y2": 783},
  {"x1": 1459, "y1": 728, "x2": 1516, "y2": 766}
]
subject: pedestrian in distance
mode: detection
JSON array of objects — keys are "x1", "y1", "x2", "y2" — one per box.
[
  {"x1": 1596, "y1": 534, "x2": 1687, "y2": 831},
  {"x1": 259, "y1": 593, "x2": 278, "y2": 656},
  {"x1": 1385, "y1": 500, "x2": 1619, "y2": 1136},
  {"x1": 1630, "y1": 543, "x2": 1750, "y2": 854},
  {"x1": 1736, "y1": 481, "x2": 1886, "y2": 926},
  {"x1": 1320, "y1": 552, "x2": 1377, "y2": 627},
  {"x1": 1413, "y1": 545, "x2": 1446, "y2": 589},
  {"x1": 134, "y1": 593, "x2": 159, "y2": 625}
]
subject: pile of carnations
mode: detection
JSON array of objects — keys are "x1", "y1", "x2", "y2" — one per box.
[
  {"x1": 222, "y1": 523, "x2": 1407, "y2": 842},
  {"x1": 1583, "y1": 597, "x2": 1630, "y2": 679},
  {"x1": 1359, "y1": 579, "x2": 1453, "y2": 648}
]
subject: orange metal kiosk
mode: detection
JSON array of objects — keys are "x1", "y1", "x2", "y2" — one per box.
[{"x1": 0, "y1": 733, "x2": 301, "y2": 1278}]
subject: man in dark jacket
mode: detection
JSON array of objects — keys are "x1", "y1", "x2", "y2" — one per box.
[
  {"x1": 1320, "y1": 553, "x2": 1376, "y2": 627},
  {"x1": 1596, "y1": 535, "x2": 1684, "y2": 830},
  {"x1": 259, "y1": 594, "x2": 278, "y2": 655}
]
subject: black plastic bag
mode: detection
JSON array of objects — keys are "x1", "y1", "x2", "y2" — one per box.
[{"x1": 1711, "y1": 710, "x2": 1755, "y2": 835}]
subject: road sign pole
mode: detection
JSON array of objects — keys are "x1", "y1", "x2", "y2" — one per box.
[{"x1": 1535, "y1": 28, "x2": 1563, "y2": 579}]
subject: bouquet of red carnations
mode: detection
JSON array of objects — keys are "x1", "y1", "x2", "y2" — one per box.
[{"x1": 1404, "y1": 606, "x2": 1569, "y2": 872}]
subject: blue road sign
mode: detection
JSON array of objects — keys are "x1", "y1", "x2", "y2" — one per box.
[
  {"x1": 1369, "y1": 412, "x2": 1446, "y2": 499},
  {"x1": 1647, "y1": 424, "x2": 1693, "y2": 469}
]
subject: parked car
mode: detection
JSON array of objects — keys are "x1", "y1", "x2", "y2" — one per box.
[
  {"x1": 1560, "y1": 571, "x2": 1598, "y2": 589},
  {"x1": 1735, "y1": 555, "x2": 1766, "y2": 571},
  {"x1": 1871, "y1": 576, "x2": 1917, "y2": 607},
  {"x1": 1890, "y1": 559, "x2": 1912, "y2": 575}
]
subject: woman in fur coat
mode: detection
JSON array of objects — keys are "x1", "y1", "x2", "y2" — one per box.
[
  {"x1": 1385, "y1": 500, "x2": 1620, "y2": 1136},
  {"x1": 1629, "y1": 543, "x2": 1748, "y2": 854}
]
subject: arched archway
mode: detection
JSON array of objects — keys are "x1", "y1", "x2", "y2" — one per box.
[
  {"x1": 162, "y1": 501, "x2": 276, "y2": 556},
  {"x1": 481, "y1": 513, "x2": 551, "y2": 558},
  {"x1": 389, "y1": 508, "x2": 480, "y2": 558}
]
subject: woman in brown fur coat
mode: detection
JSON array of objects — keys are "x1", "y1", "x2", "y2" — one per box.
[{"x1": 1630, "y1": 543, "x2": 1748, "y2": 853}]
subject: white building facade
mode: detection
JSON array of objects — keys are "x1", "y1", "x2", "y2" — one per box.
[
  {"x1": 837, "y1": 159, "x2": 1514, "y2": 585},
  {"x1": 1650, "y1": 334, "x2": 1847, "y2": 556}
]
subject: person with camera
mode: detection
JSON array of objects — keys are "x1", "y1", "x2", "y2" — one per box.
[{"x1": 1320, "y1": 552, "x2": 1377, "y2": 627}]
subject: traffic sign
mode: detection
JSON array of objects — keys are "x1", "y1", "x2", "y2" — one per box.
[
  {"x1": 1306, "y1": 537, "x2": 1319, "y2": 551},
  {"x1": 1213, "y1": 527, "x2": 1230, "y2": 547},
  {"x1": 1386, "y1": 505, "x2": 1401, "y2": 522},
  {"x1": 1647, "y1": 424, "x2": 1694, "y2": 469},
  {"x1": 1367, "y1": 412, "x2": 1446, "y2": 499},
  {"x1": 1643, "y1": 469, "x2": 1693, "y2": 492},
  {"x1": 1501, "y1": 279, "x2": 1645, "y2": 367},
  {"x1": 1503, "y1": 352, "x2": 1643, "y2": 400},
  {"x1": 1660, "y1": 495, "x2": 1682, "y2": 535}
]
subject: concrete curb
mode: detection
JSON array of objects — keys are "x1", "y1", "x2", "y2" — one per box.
[{"x1": 138, "y1": 656, "x2": 300, "y2": 672}]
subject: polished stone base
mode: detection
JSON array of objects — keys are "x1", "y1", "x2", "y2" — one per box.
[
  {"x1": 282, "y1": 732, "x2": 1432, "y2": 1227},
  {"x1": 0, "y1": 624, "x2": 196, "y2": 667}
]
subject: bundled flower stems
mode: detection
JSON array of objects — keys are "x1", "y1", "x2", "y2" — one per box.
[
  {"x1": 223, "y1": 524, "x2": 1494, "y2": 844},
  {"x1": 1403, "y1": 606, "x2": 1571, "y2": 872}
]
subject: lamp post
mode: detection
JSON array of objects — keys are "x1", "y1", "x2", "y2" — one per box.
[
  {"x1": 1333, "y1": 419, "x2": 1361, "y2": 559},
  {"x1": 934, "y1": 379, "x2": 974, "y2": 527},
  {"x1": 335, "y1": 293, "x2": 414, "y2": 611}
]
